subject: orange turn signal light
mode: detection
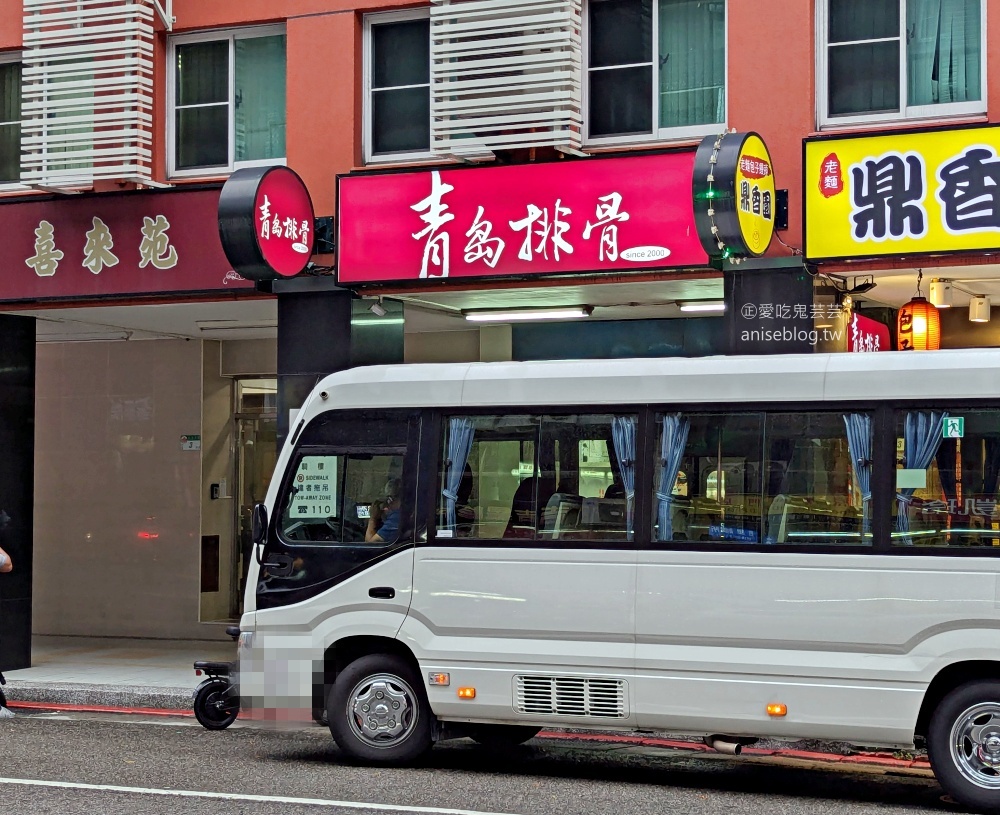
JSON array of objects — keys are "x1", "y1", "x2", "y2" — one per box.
[
  {"x1": 428, "y1": 673, "x2": 450, "y2": 686},
  {"x1": 766, "y1": 703, "x2": 787, "y2": 717},
  {"x1": 457, "y1": 687, "x2": 476, "y2": 699}
]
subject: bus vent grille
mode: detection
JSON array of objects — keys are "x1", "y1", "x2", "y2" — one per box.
[{"x1": 514, "y1": 675, "x2": 627, "y2": 718}]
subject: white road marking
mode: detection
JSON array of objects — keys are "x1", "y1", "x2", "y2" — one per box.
[{"x1": 0, "y1": 777, "x2": 519, "y2": 815}]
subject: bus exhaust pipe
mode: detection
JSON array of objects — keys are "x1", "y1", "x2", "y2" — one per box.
[{"x1": 705, "y1": 736, "x2": 743, "y2": 755}]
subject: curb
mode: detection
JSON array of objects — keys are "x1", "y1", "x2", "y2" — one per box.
[
  {"x1": 4, "y1": 701, "x2": 932, "y2": 772},
  {"x1": 4, "y1": 682, "x2": 192, "y2": 712},
  {"x1": 10, "y1": 700, "x2": 195, "y2": 717}
]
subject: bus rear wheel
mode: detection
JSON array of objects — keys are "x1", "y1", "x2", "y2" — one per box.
[
  {"x1": 328, "y1": 654, "x2": 432, "y2": 764},
  {"x1": 928, "y1": 679, "x2": 1000, "y2": 812}
]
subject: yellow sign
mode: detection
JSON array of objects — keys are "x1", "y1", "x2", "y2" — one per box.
[
  {"x1": 736, "y1": 134, "x2": 776, "y2": 257},
  {"x1": 805, "y1": 125, "x2": 1000, "y2": 260}
]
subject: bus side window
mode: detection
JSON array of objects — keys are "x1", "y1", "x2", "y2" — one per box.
[
  {"x1": 893, "y1": 408, "x2": 1000, "y2": 548},
  {"x1": 764, "y1": 412, "x2": 871, "y2": 546},
  {"x1": 651, "y1": 412, "x2": 764, "y2": 545},
  {"x1": 437, "y1": 415, "x2": 538, "y2": 540},
  {"x1": 538, "y1": 414, "x2": 636, "y2": 541}
]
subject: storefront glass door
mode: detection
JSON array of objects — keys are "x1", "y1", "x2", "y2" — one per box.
[{"x1": 233, "y1": 379, "x2": 278, "y2": 617}]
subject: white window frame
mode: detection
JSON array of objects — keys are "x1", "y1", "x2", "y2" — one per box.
[
  {"x1": 817, "y1": 0, "x2": 987, "y2": 128},
  {"x1": 583, "y1": 0, "x2": 728, "y2": 148},
  {"x1": 0, "y1": 53, "x2": 26, "y2": 192},
  {"x1": 167, "y1": 24, "x2": 286, "y2": 179},
  {"x1": 363, "y1": 9, "x2": 434, "y2": 166}
]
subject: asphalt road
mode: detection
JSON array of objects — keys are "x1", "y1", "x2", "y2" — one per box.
[{"x1": 0, "y1": 711, "x2": 961, "y2": 815}]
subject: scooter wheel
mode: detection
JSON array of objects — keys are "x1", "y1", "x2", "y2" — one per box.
[{"x1": 193, "y1": 678, "x2": 239, "y2": 730}]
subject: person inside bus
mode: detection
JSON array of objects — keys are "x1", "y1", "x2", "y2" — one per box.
[{"x1": 366, "y1": 477, "x2": 402, "y2": 543}]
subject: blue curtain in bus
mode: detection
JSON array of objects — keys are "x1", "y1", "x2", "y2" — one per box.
[
  {"x1": 843, "y1": 413, "x2": 873, "y2": 535},
  {"x1": 443, "y1": 417, "x2": 475, "y2": 532},
  {"x1": 897, "y1": 410, "x2": 948, "y2": 544},
  {"x1": 612, "y1": 416, "x2": 637, "y2": 540},
  {"x1": 656, "y1": 413, "x2": 690, "y2": 541},
  {"x1": 935, "y1": 443, "x2": 958, "y2": 511}
]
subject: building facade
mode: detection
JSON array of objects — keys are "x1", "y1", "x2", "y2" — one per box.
[{"x1": 0, "y1": 0, "x2": 996, "y2": 663}]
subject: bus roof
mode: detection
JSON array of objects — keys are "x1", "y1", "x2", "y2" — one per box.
[{"x1": 300, "y1": 349, "x2": 1000, "y2": 416}]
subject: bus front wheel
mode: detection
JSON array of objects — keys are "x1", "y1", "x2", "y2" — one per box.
[
  {"x1": 328, "y1": 654, "x2": 432, "y2": 764},
  {"x1": 928, "y1": 679, "x2": 1000, "y2": 812}
]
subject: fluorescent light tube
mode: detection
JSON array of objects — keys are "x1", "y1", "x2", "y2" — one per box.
[
  {"x1": 679, "y1": 302, "x2": 726, "y2": 313},
  {"x1": 464, "y1": 308, "x2": 592, "y2": 322}
]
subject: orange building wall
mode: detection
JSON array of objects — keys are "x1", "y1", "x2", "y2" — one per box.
[
  {"x1": 0, "y1": 4, "x2": 18, "y2": 51},
  {"x1": 286, "y1": 11, "x2": 360, "y2": 217},
  {"x1": 728, "y1": 0, "x2": 814, "y2": 256},
  {"x1": 989, "y1": 2, "x2": 1000, "y2": 118}
]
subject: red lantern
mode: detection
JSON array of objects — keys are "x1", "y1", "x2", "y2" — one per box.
[{"x1": 897, "y1": 296, "x2": 940, "y2": 351}]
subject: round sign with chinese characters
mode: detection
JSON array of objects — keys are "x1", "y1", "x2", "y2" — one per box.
[
  {"x1": 693, "y1": 131, "x2": 776, "y2": 261},
  {"x1": 218, "y1": 166, "x2": 315, "y2": 280},
  {"x1": 734, "y1": 134, "x2": 776, "y2": 256}
]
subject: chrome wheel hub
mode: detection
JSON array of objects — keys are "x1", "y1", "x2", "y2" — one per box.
[
  {"x1": 951, "y1": 703, "x2": 1000, "y2": 788},
  {"x1": 347, "y1": 673, "x2": 417, "y2": 748}
]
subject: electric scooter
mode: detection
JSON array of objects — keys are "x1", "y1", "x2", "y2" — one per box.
[{"x1": 192, "y1": 624, "x2": 240, "y2": 730}]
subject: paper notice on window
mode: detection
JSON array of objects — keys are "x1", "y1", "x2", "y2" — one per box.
[
  {"x1": 288, "y1": 456, "x2": 338, "y2": 518},
  {"x1": 896, "y1": 469, "x2": 927, "y2": 489}
]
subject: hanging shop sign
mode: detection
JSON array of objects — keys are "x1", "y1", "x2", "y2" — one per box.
[
  {"x1": 0, "y1": 187, "x2": 254, "y2": 303},
  {"x1": 336, "y1": 152, "x2": 709, "y2": 284},
  {"x1": 847, "y1": 312, "x2": 890, "y2": 353},
  {"x1": 693, "y1": 131, "x2": 777, "y2": 261},
  {"x1": 218, "y1": 165, "x2": 316, "y2": 281},
  {"x1": 805, "y1": 124, "x2": 1000, "y2": 261}
]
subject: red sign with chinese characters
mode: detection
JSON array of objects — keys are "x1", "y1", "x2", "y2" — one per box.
[
  {"x1": 336, "y1": 152, "x2": 709, "y2": 284},
  {"x1": 253, "y1": 167, "x2": 314, "y2": 277},
  {"x1": 848, "y1": 312, "x2": 890, "y2": 352},
  {"x1": 819, "y1": 152, "x2": 844, "y2": 199},
  {"x1": 218, "y1": 166, "x2": 315, "y2": 281},
  {"x1": 0, "y1": 187, "x2": 253, "y2": 303}
]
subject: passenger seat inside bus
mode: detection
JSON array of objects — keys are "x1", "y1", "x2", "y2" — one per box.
[
  {"x1": 540, "y1": 493, "x2": 584, "y2": 539},
  {"x1": 503, "y1": 476, "x2": 556, "y2": 539}
]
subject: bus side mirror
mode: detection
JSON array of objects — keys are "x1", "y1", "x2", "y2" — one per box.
[{"x1": 251, "y1": 503, "x2": 268, "y2": 552}]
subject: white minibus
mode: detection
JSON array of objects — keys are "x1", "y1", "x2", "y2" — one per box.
[{"x1": 239, "y1": 350, "x2": 1000, "y2": 812}]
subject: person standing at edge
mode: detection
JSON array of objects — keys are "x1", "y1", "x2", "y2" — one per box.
[{"x1": 0, "y1": 544, "x2": 12, "y2": 718}]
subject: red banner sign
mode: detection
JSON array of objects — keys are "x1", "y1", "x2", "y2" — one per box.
[
  {"x1": 848, "y1": 312, "x2": 890, "y2": 352},
  {"x1": 0, "y1": 187, "x2": 253, "y2": 303},
  {"x1": 336, "y1": 153, "x2": 709, "y2": 284}
]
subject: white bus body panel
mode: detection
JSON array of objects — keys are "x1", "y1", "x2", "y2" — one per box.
[
  {"x1": 399, "y1": 546, "x2": 637, "y2": 727},
  {"x1": 240, "y1": 550, "x2": 414, "y2": 721},
  {"x1": 635, "y1": 551, "x2": 1000, "y2": 746}
]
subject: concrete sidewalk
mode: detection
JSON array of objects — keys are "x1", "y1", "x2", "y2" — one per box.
[
  {"x1": 0, "y1": 635, "x2": 932, "y2": 775},
  {"x1": 2, "y1": 634, "x2": 233, "y2": 711}
]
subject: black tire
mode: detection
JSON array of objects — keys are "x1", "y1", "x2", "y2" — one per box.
[
  {"x1": 193, "y1": 678, "x2": 239, "y2": 730},
  {"x1": 928, "y1": 679, "x2": 1000, "y2": 812},
  {"x1": 469, "y1": 724, "x2": 541, "y2": 747},
  {"x1": 328, "y1": 654, "x2": 433, "y2": 764}
]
